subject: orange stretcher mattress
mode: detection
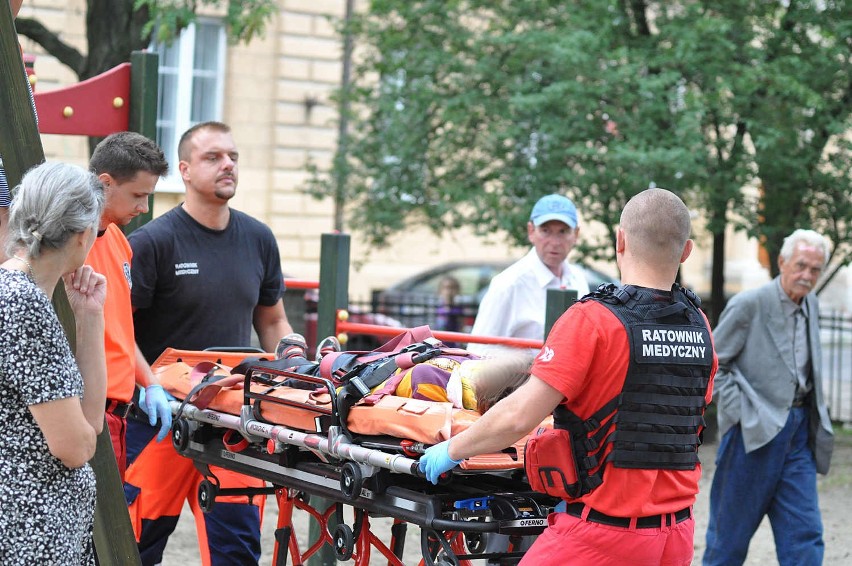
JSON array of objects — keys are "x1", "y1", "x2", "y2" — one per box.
[{"x1": 153, "y1": 349, "x2": 547, "y2": 470}]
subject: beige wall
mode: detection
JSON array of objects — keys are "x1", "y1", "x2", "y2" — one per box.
[{"x1": 15, "y1": 1, "x2": 849, "y2": 310}]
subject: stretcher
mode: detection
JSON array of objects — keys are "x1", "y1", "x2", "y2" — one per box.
[{"x1": 154, "y1": 346, "x2": 557, "y2": 565}]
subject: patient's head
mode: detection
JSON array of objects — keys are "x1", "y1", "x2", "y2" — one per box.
[{"x1": 473, "y1": 353, "x2": 535, "y2": 414}]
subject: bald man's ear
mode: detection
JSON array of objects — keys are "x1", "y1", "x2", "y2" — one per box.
[
  {"x1": 680, "y1": 239, "x2": 694, "y2": 264},
  {"x1": 616, "y1": 227, "x2": 626, "y2": 254}
]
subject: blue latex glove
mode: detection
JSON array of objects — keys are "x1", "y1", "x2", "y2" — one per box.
[
  {"x1": 419, "y1": 441, "x2": 463, "y2": 485},
  {"x1": 139, "y1": 384, "x2": 175, "y2": 442}
]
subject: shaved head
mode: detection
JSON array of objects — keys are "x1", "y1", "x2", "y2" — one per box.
[{"x1": 620, "y1": 188, "x2": 691, "y2": 268}]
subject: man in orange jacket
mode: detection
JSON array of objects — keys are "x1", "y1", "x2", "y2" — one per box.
[{"x1": 87, "y1": 132, "x2": 172, "y2": 479}]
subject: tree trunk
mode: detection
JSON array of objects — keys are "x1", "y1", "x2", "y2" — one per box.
[{"x1": 710, "y1": 228, "x2": 727, "y2": 327}]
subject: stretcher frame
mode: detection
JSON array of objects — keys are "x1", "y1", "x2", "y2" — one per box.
[{"x1": 167, "y1": 357, "x2": 556, "y2": 565}]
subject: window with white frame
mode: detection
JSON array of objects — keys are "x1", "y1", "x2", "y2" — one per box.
[{"x1": 154, "y1": 19, "x2": 226, "y2": 191}]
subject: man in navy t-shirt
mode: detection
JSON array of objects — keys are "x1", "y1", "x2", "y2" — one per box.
[{"x1": 124, "y1": 121, "x2": 293, "y2": 566}]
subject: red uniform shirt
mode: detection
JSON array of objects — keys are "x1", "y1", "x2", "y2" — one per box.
[{"x1": 532, "y1": 299, "x2": 717, "y2": 517}]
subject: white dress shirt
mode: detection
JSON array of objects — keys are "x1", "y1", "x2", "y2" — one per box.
[{"x1": 467, "y1": 248, "x2": 590, "y2": 356}]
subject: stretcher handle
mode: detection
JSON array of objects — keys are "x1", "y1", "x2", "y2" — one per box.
[{"x1": 242, "y1": 367, "x2": 340, "y2": 422}]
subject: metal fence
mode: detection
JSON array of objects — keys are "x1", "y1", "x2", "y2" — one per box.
[
  {"x1": 821, "y1": 310, "x2": 852, "y2": 425},
  {"x1": 344, "y1": 297, "x2": 852, "y2": 424}
]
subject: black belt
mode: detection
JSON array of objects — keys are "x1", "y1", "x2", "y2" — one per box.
[
  {"x1": 564, "y1": 503, "x2": 691, "y2": 529},
  {"x1": 106, "y1": 399, "x2": 133, "y2": 419}
]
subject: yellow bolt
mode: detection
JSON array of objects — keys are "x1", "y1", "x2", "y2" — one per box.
[
  {"x1": 337, "y1": 333, "x2": 349, "y2": 345},
  {"x1": 112, "y1": 97, "x2": 124, "y2": 108},
  {"x1": 337, "y1": 309, "x2": 350, "y2": 321},
  {"x1": 62, "y1": 106, "x2": 73, "y2": 118},
  {"x1": 28, "y1": 74, "x2": 37, "y2": 87}
]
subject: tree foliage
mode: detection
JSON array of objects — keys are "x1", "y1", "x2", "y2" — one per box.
[
  {"x1": 135, "y1": 0, "x2": 276, "y2": 46},
  {"x1": 311, "y1": 0, "x2": 851, "y2": 317}
]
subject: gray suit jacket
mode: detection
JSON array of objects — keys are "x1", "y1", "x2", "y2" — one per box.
[{"x1": 713, "y1": 278, "x2": 834, "y2": 474}]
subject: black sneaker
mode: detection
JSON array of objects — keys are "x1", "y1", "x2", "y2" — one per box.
[
  {"x1": 315, "y1": 335, "x2": 341, "y2": 362},
  {"x1": 276, "y1": 333, "x2": 308, "y2": 360}
]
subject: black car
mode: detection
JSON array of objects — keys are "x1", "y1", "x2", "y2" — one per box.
[{"x1": 372, "y1": 260, "x2": 619, "y2": 331}]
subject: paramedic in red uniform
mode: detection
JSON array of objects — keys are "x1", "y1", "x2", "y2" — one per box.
[
  {"x1": 86, "y1": 132, "x2": 172, "y2": 479},
  {"x1": 421, "y1": 188, "x2": 717, "y2": 566},
  {"x1": 124, "y1": 121, "x2": 293, "y2": 566}
]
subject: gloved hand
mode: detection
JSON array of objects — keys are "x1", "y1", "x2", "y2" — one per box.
[
  {"x1": 419, "y1": 441, "x2": 463, "y2": 485},
  {"x1": 139, "y1": 384, "x2": 175, "y2": 442}
]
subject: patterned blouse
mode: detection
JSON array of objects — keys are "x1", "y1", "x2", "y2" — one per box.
[{"x1": 0, "y1": 269, "x2": 96, "y2": 565}]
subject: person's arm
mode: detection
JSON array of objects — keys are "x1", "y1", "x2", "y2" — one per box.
[
  {"x1": 29, "y1": 398, "x2": 99, "y2": 468},
  {"x1": 712, "y1": 294, "x2": 750, "y2": 373},
  {"x1": 64, "y1": 265, "x2": 108, "y2": 433},
  {"x1": 134, "y1": 345, "x2": 155, "y2": 388},
  {"x1": 134, "y1": 344, "x2": 173, "y2": 441},
  {"x1": 10, "y1": 0, "x2": 24, "y2": 17},
  {"x1": 419, "y1": 375, "x2": 563, "y2": 483},
  {"x1": 447, "y1": 375, "x2": 562, "y2": 460},
  {"x1": 253, "y1": 299, "x2": 292, "y2": 353},
  {"x1": 29, "y1": 265, "x2": 108, "y2": 468}
]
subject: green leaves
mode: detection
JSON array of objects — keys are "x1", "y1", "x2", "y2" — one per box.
[
  {"x1": 136, "y1": 0, "x2": 276, "y2": 45},
  {"x1": 312, "y1": 0, "x2": 851, "y2": 296}
]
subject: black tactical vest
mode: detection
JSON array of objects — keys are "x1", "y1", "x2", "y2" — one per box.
[{"x1": 553, "y1": 284, "x2": 713, "y2": 496}]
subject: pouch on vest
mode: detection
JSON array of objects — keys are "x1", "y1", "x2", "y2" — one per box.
[{"x1": 524, "y1": 427, "x2": 583, "y2": 499}]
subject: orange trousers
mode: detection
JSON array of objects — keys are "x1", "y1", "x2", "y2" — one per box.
[{"x1": 125, "y1": 421, "x2": 266, "y2": 566}]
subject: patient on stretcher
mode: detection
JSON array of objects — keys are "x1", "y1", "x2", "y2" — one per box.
[
  {"x1": 154, "y1": 332, "x2": 542, "y2": 458},
  {"x1": 273, "y1": 332, "x2": 534, "y2": 414}
]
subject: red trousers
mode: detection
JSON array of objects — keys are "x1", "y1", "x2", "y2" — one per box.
[
  {"x1": 105, "y1": 411, "x2": 127, "y2": 481},
  {"x1": 520, "y1": 511, "x2": 694, "y2": 566}
]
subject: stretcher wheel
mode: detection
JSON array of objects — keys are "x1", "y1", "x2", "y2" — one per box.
[
  {"x1": 198, "y1": 480, "x2": 218, "y2": 513},
  {"x1": 172, "y1": 418, "x2": 190, "y2": 452},
  {"x1": 333, "y1": 523, "x2": 355, "y2": 561},
  {"x1": 340, "y1": 462, "x2": 363, "y2": 501}
]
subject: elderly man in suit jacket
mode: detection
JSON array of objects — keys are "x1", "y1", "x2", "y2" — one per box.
[{"x1": 704, "y1": 229, "x2": 834, "y2": 566}]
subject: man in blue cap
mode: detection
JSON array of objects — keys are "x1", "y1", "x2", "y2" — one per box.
[{"x1": 468, "y1": 194, "x2": 589, "y2": 356}]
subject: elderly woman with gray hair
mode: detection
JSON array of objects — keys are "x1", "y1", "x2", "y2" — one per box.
[{"x1": 0, "y1": 161, "x2": 107, "y2": 565}]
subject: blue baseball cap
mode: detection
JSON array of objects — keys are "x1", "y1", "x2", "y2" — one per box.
[{"x1": 529, "y1": 194, "x2": 577, "y2": 228}]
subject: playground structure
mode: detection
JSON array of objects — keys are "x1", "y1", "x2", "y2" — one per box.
[{"x1": 0, "y1": 4, "x2": 158, "y2": 560}]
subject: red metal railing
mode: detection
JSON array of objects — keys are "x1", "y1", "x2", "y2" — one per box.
[
  {"x1": 285, "y1": 279, "x2": 544, "y2": 350},
  {"x1": 284, "y1": 278, "x2": 320, "y2": 290},
  {"x1": 335, "y1": 311, "x2": 544, "y2": 350}
]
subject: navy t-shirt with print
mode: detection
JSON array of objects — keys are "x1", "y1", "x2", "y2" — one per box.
[{"x1": 129, "y1": 205, "x2": 284, "y2": 363}]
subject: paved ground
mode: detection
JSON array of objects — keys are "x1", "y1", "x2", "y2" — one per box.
[{"x1": 164, "y1": 427, "x2": 852, "y2": 565}]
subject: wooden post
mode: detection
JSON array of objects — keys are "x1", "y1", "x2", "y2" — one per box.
[
  {"x1": 0, "y1": 2, "x2": 76, "y2": 346},
  {"x1": 0, "y1": 7, "x2": 140, "y2": 564},
  {"x1": 309, "y1": 233, "x2": 351, "y2": 565},
  {"x1": 124, "y1": 50, "x2": 159, "y2": 234},
  {"x1": 544, "y1": 289, "x2": 577, "y2": 338},
  {"x1": 90, "y1": 420, "x2": 142, "y2": 565},
  {"x1": 0, "y1": 0, "x2": 42, "y2": 189}
]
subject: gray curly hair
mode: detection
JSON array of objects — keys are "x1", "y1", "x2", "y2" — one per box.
[{"x1": 6, "y1": 162, "x2": 104, "y2": 258}]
